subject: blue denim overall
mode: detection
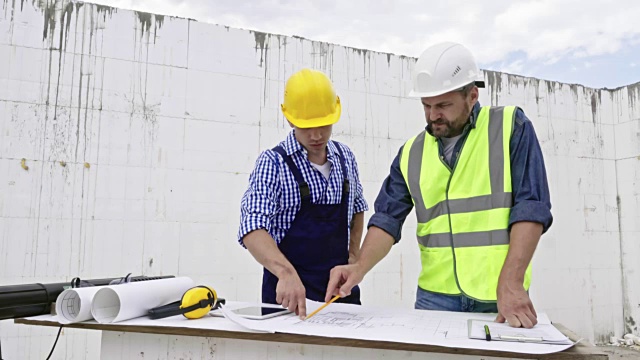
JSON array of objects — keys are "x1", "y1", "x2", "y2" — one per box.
[{"x1": 262, "y1": 143, "x2": 361, "y2": 305}]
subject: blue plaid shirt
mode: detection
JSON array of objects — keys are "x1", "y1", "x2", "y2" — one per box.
[{"x1": 238, "y1": 130, "x2": 369, "y2": 247}]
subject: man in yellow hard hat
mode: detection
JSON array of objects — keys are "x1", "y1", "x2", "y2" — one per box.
[
  {"x1": 238, "y1": 68, "x2": 368, "y2": 319},
  {"x1": 326, "y1": 42, "x2": 552, "y2": 329}
]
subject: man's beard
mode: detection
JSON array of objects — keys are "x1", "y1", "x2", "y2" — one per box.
[
  {"x1": 429, "y1": 120, "x2": 453, "y2": 137},
  {"x1": 428, "y1": 103, "x2": 471, "y2": 138}
]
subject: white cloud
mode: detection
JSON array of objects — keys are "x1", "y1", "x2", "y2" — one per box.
[{"x1": 497, "y1": 59, "x2": 525, "y2": 75}]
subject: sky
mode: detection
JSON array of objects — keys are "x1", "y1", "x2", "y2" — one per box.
[{"x1": 91, "y1": 0, "x2": 640, "y2": 89}]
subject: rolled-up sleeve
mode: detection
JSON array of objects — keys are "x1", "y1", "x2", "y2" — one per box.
[
  {"x1": 237, "y1": 152, "x2": 281, "y2": 247},
  {"x1": 367, "y1": 148, "x2": 414, "y2": 243},
  {"x1": 509, "y1": 110, "x2": 553, "y2": 233}
]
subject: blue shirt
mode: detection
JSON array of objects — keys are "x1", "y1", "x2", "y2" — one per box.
[
  {"x1": 238, "y1": 130, "x2": 369, "y2": 246},
  {"x1": 368, "y1": 102, "x2": 553, "y2": 242}
]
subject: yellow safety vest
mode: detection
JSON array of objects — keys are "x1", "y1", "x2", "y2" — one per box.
[{"x1": 399, "y1": 106, "x2": 531, "y2": 301}]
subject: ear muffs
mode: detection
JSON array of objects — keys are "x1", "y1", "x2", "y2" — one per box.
[
  {"x1": 147, "y1": 285, "x2": 225, "y2": 320},
  {"x1": 180, "y1": 286, "x2": 217, "y2": 319}
]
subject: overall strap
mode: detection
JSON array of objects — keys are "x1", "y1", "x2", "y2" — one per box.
[
  {"x1": 332, "y1": 141, "x2": 350, "y2": 200},
  {"x1": 272, "y1": 146, "x2": 311, "y2": 201}
]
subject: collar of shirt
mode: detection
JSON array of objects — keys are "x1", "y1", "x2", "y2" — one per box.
[
  {"x1": 282, "y1": 130, "x2": 340, "y2": 161},
  {"x1": 425, "y1": 102, "x2": 482, "y2": 141}
]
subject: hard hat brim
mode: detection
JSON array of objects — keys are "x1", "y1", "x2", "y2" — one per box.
[
  {"x1": 282, "y1": 102, "x2": 342, "y2": 129},
  {"x1": 408, "y1": 80, "x2": 485, "y2": 98}
]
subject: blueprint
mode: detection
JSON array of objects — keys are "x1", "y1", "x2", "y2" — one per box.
[
  {"x1": 30, "y1": 300, "x2": 575, "y2": 355},
  {"x1": 218, "y1": 300, "x2": 574, "y2": 355},
  {"x1": 299, "y1": 309, "x2": 468, "y2": 338},
  {"x1": 55, "y1": 287, "x2": 102, "y2": 324}
]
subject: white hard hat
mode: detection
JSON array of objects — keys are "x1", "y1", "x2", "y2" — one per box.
[{"x1": 409, "y1": 42, "x2": 485, "y2": 98}]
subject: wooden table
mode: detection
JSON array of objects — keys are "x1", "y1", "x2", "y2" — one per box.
[{"x1": 15, "y1": 317, "x2": 608, "y2": 360}]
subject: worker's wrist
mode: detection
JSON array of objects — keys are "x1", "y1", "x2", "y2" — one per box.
[
  {"x1": 349, "y1": 261, "x2": 370, "y2": 280},
  {"x1": 499, "y1": 260, "x2": 527, "y2": 282},
  {"x1": 274, "y1": 265, "x2": 298, "y2": 280},
  {"x1": 498, "y1": 274, "x2": 525, "y2": 289}
]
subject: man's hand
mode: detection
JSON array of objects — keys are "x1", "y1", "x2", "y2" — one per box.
[
  {"x1": 325, "y1": 264, "x2": 365, "y2": 301},
  {"x1": 495, "y1": 280, "x2": 538, "y2": 328},
  {"x1": 495, "y1": 221, "x2": 542, "y2": 329},
  {"x1": 326, "y1": 226, "x2": 395, "y2": 301},
  {"x1": 276, "y1": 272, "x2": 307, "y2": 319},
  {"x1": 242, "y1": 229, "x2": 308, "y2": 319}
]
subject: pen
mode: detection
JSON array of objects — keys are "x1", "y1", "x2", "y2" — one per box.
[
  {"x1": 484, "y1": 324, "x2": 491, "y2": 341},
  {"x1": 304, "y1": 295, "x2": 340, "y2": 320},
  {"x1": 497, "y1": 335, "x2": 544, "y2": 342}
]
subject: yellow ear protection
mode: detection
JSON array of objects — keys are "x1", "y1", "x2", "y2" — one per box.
[{"x1": 148, "y1": 286, "x2": 225, "y2": 320}]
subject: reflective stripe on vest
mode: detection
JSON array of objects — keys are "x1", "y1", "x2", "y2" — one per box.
[{"x1": 399, "y1": 106, "x2": 531, "y2": 301}]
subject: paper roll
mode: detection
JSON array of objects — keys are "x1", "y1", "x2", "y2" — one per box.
[
  {"x1": 91, "y1": 277, "x2": 194, "y2": 323},
  {"x1": 55, "y1": 287, "x2": 103, "y2": 324}
]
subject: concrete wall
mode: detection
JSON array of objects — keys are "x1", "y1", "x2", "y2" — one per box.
[{"x1": 0, "y1": 0, "x2": 638, "y2": 358}]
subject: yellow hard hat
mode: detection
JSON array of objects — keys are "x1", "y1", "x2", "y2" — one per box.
[{"x1": 281, "y1": 69, "x2": 341, "y2": 128}]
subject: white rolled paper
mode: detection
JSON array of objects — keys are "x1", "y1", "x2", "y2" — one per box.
[
  {"x1": 91, "y1": 277, "x2": 195, "y2": 323},
  {"x1": 55, "y1": 287, "x2": 103, "y2": 324}
]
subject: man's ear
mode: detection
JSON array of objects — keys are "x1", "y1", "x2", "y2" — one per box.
[
  {"x1": 469, "y1": 86, "x2": 479, "y2": 106},
  {"x1": 287, "y1": 120, "x2": 294, "y2": 128}
]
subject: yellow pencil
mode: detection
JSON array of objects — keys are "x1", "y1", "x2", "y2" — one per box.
[{"x1": 304, "y1": 295, "x2": 341, "y2": 320}]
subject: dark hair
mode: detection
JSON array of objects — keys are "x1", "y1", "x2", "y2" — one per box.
[{"x1": 458, "y1": 82, "x2": 475, "y2": 97}]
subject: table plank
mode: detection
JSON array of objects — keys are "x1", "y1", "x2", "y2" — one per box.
[{"x1": 14, "y1": 318, "x2": 608, "y2": 359}]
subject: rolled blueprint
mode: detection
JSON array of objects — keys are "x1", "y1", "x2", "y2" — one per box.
[
  {"x1": 55, "y1": 287, "x2": 103, "y2": 324},
  {"x1": 91, "y1": 277, "x2": 194, "y2": 323}
]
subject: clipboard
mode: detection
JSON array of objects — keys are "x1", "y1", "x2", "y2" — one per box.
[{"x1": 467, "y1": 320, "x2": 573, "y2": 345}]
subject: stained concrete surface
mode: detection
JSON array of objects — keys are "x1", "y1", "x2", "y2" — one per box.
[{"x1": 601, "y1": 346, "x2": 640, "y2": 359}]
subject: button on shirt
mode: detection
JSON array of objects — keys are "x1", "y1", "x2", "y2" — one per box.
[
  {"x1": 238, "y1": 130, "x2": 369, "y2": 246},
  {"x1": 368, "y1": 102, "x2": 553, "y2": 242}
]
